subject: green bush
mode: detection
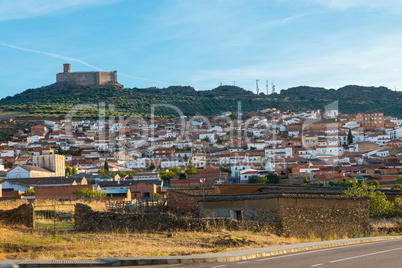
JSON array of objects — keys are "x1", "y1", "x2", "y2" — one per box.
[
  {"x1": 73, "y1": 188, "x2": 106, "y2": 199},
  {"x1": 343, "y1": 183, "x2": 394, "y2": 217}
]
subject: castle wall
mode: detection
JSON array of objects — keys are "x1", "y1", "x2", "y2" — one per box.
[
  {"x1": 56, "y1": 71, "x2": 118, "y2": 86},
  {"x1": 99, "y1": 71, "x2": 117, "y2": 85},
  {"x1": 56, "y1": 72, "x2": 98, "y2": 85}
]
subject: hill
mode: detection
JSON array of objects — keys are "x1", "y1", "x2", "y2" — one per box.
[{"x1": 0, "y1": 83, "x2": 401, "y2": 119}]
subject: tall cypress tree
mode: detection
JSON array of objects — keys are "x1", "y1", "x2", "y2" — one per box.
[
  {"x1": 104, "y1": 160, "x2": 109, "y2": 174},
  {"x1": 347, "y1": 129, "x2": 354, "y2": 145}
]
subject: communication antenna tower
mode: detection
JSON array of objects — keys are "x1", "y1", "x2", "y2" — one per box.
[
  {"x1": 256, "y1": 79, "x2": 259, "y2": 95},
  {"x1": 272, "y1": 82, "x2": 276, "y2": 94},
  {"x1": 266, "y1": 80, "x2": 269, "y2": 95}
]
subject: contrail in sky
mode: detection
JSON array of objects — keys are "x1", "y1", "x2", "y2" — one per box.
[
  {"x1": 0, "y1": 41, "x2": 171, "y2": 86},
  {"x1": 0, "y1": 41, "x2": 104, "y2": 71}
]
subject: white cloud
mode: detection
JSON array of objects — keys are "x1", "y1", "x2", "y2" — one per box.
[
  {"x1": 189, "y1": 33, "x2": 402, "y2": 92},
  {"x1": 0, "y1": 0, "x2": 121, "y2": 21},
  {"x1": 298, "y1": 0, "x2": 402, "y2": 11}
]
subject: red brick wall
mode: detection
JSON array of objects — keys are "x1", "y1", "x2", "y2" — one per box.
[
  {"x1": 215, "y1": 184, "x2": 263, "y2": 195},
  {"x1": 35, "y1": 185, "x2": 95, "y2": 199}
]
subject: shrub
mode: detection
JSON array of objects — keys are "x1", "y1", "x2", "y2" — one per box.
[
  {"x1": 391, "y1": 184, "x2": 402, "y2": 190},
  {"x1": 73, "y1": 189, "x2": 106, "y2": 199},
  {"x1": 343, "y1": 183, "x2": 394, "y2": 217}
]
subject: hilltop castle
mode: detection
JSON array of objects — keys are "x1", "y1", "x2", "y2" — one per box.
[{"x1": 56, "y1": 63, "x2": 122, "y2": 87}]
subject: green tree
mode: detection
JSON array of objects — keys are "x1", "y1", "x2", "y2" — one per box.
[
  {"x1": 73, "y1": 189, "x2": 106, "y2": 199},
  {"x1": 396, "y1": 175, "x2": 402, "y2": 184},
  {"x1": 266, "y1": 173, "x2": 280, "y2": 184},
  {"x1": 27, "y1": 189, "x2": 35, "y2": 195},
  {"x1": 201, "y1": 137, "x2": 211, "y2": 142},
  {"x1": 179, "y1": 172, "x2": 188, "y2": 180},
  {"x1": 153, "y1": 193, "x2": 163, "y2": 198},
  {"x1": 170, "y1": 166, "x2": 182, "y2": 177},
  {"x1": 341, "y1": 177, "x2": 351, "y2": 187},
  {"x1": 71, "y1": 166, "x2": 78, "y2": 175},
  {"x1": 65, "y1": 166, "x2": 72, "y2": 176},
  {"x1": 303, "y1": 177, "x2": 310, "y2": 184},
  {"x1": 146, "y1": 164, "x2": 155, "y2": 170},
  {"x1": 185, "y1": 163, "x2": 197, "y2": 174},
  {"x1": 367, "y1": 180, "x2": 380, "y2": 189},
  {"x1": 98, "y1": 169, "x2": 108, "y2": 175},
  {"x1": 248, "y1": 176, "x2": 260, "y2": 184},
  {"x1": 219, "y1": 166, "x2": 232, "y2": 174},
  {"x1": 347, "y1": 129, "x2": 354, "y2": 145},
  {"x1": 391, "y1": 184, "x2": 402, "y2": 190},
  {"x1": 104, "y1": 160, "x2": 109, "y2": 174},
  {"x1": 343, "y1": 183, "x2": 394, "y2": 217},
  {"x1": 160, "y1": 171, "x2": 174, "y2": 182}
]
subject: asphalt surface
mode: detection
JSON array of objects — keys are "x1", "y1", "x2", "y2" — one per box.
[
  {"x1": 2, "y1": 236, "x2": 401, "y2": 268},
  {"x1": 159, "y1": 239, "x2": 402, "y2": 268}
]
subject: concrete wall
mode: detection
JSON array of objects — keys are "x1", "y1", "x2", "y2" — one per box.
[
  {"x1": 30, "y1": 170, "x2": 56, "y2": 178},
  {"x1": 32, "y1": 154, "x2": 65, "y2": 177},
  {"x1": 6, "y1": 166, "x2": 30, "y2": 179}
]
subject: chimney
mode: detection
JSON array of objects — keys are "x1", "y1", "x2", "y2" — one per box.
[{"x1": 63, "y1": 63, "x2": 71, "y2": 73}]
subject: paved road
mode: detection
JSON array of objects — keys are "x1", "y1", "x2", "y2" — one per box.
[{"x1": 147, "y1": 239, "x2": 402, "y2": 268}]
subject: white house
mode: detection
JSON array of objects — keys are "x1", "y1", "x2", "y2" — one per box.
[
  {"x1": 239, "y1": 169, "x2": 260, "y2": 182},
  {"x1": 315, "y1": 145, "x2": 344, "y2": 156},
  {"x1": 230, "y1": 163, "x2": 253, "y2": 178}
]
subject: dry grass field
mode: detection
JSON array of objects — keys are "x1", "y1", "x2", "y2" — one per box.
[
  {"x1": 0, "y1": 199, "x2": 308, "y2": 260},
  {"x1": 0, "y1": 199, "x2": 107, "y2": 211},
  {"x1": 0, "y1": 225, "x2": 307, "y2": 260},
  {"x1": 1, "y1": 200, "x2": 399, "y2": 260}
]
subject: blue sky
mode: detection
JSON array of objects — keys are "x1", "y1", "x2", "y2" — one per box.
[{"x1": 1, "y1": 0, "x2": 402, "y2": 98}]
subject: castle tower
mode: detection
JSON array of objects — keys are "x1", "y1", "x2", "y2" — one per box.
[{"x1": 63, "y1": 63, "x2": 71, "y2": 73}]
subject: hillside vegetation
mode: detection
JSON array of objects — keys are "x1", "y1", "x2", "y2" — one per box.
[{"x1": 0, "y1": 83, "x2": 400, "y2": 119}]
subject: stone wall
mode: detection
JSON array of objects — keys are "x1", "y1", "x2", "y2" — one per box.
[
  {"x1": 0, "y1": 204, "x2": 33, "y2": 227},
  {"x1": 167, "y1": 189, "x2": 216, "y2": 216},
  {"x1": 56, "y1": 71, "x2": 119, "y2": 87},
  {"x1": 75, "y1": 203, "x2": 280, "y2": 234},
  {"x1": 198, "y1": 194, "x2": 372, "y2": 238},
  {"x1": 199, "y1": 197, "x2": 281, "y2": 222},
  {"x1": 280, "y1": 196, "x2": 371, "y2": 238}
]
